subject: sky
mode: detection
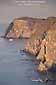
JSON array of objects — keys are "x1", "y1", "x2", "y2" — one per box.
[{"x1": 0, "y1": 0, "x2": 56, "y2": 23}]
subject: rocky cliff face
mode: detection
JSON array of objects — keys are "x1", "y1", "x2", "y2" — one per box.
[
  {"x1": 4, "y1": 17, "x2": 49, "y2": 39},
  {"x1": 37, "y1": 24, "x2": 56, "y2": 72},
  {"x1": 25, "y1": 19, "x2": 49, "y2": 55},
  {"x1": 25, "y1": 17, "x2": 56, "y2": 72},
  {"x1": 4, "y1": 16, "x2": 56, "y2": 39},
  {"x1": 4, "y1": 16, "x2": 56, "y2": 72},
  {"x1": 25, "y1": 17, "x2": 56, "y2": 56},
  {"x1": 4, "y1": 17, "x2": 40, "y2": 39}
]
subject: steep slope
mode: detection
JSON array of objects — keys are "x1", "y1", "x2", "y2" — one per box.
[{"x1": 37, "y1": 23, "x2": 56, "y2": 72}]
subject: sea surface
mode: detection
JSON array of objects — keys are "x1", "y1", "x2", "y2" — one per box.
[{"x1": 0, "y1": 23, "x2": 56, "y2": 85}]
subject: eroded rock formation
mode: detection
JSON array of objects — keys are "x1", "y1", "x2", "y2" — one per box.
[
  {"x1": 25, "y1": 19, "x2": 49, "y2": 55},
  {"x1": 4, "y1": 17, "x2": 41, "y2": 39},
  {"x1": 37, "y1": 23, "x2": 56, "y2": 72},
  {"x1": 4, "y1": 17, "x2": 50, "y2": 39},
  {"x1": 4, "y1": 16, "x2": 56, "y2": 72},
  {"x1": 25, "y1": 17, "x2": 56, "y2": 56},
  {"x1": 25, "y1": 17, "x2": 56, "y2": 72}
]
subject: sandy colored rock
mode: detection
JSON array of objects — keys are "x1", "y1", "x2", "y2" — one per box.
[
  {"x1": 38, "y1": 62, "x2": 48, "y2": 72},
  {"x1": 5, "y1": 17, "x2": 36, "y2": 39},
  {"x1": 4, "y1": 16, "x2": 56, "y2": 39},
  {"x1": 4, "y1": 17, "x2": 50, "y2": 39},
  {"x1": 4, "y1": 16, "x2": 56, "y2": 72},
  {"x1": 25, "y1": 19, "x2": 49, "y2": 55},
  {"x1": 37, "y1": 23, "x2": 56, "y2": 71},
  {"x1": 25, "y1": 16, "x2": 56, "y2": 56}
]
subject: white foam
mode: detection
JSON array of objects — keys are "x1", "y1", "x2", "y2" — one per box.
[{"x1": 9, "y1": 39, "x2": 13, "y2": 41}]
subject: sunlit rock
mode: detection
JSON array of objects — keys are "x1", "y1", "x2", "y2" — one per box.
[
  {"x1": 37, "y1": 23, "x2": 56, "y2": 72},
  {"x1": 4, "y1": 16, "x2": 56, "y2": 72},
  {"x1": 25, "y1": 19, "x2": 48, "y2": 55},
  {"x1": 4, "y1": 17, "x2": 38, "y2": 39}
]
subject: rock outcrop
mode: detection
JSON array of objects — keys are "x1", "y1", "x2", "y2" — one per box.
[
  {"x1": 4, "y1": 17, "x2": 50, "y2": 39},
  {"x1": 25, "y1": 17, "x2": 56, "y2": 56},
  {"x1": 25, "y1": 19, "x2": 49, "y2": 55},
  {"x1": 25, "y1": 16, "x2": 56, "y2": 72},
  {"x1": 37, "y1": 23, "x2": 56, "y2": 72},
  {"x1": 4, "y1": 17, "x2": 42, "y2": 39},
  {"x1": 4, "y1": 16, "x2": 56, "y2": 72}
]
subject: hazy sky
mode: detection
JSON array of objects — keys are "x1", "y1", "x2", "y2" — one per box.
[{"x1": 0, "y1": 0, "x2": 56, "y2": 23}]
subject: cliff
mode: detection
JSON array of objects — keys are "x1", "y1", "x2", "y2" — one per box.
[
  {"x1": 25, "y1": 16, "x2": 56, "y2": 72},
  {"x1": 25, "y1": 19, "x2": 49, "y2": 55},
  {"x1": 4, "y1": 17, "x2": 42, "y2": 39},
  {"x1": 4, "y1": 16, "x2": 56, "y2": 72},
  {"x1": 37, "y1": 23, "x2": 56, "y2": 72},
  {"x1": 25, "y1": 17, "x2": 56, "y2": 55}
]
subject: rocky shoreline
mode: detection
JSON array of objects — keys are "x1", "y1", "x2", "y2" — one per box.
[{"x1": 4, "y1": 16, "x2": 56, "y2": 72}]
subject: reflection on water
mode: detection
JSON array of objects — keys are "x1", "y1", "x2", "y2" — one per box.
[{"x1": 0, "y1": 24, "x2": 56, "y2": 85}]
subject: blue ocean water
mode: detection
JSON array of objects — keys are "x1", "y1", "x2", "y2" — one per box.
[{"x1": 0, "y1": 23, "x2": 56, "y2": 85}]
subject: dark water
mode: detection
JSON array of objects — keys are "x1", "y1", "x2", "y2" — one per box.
[{"x1": 0, "y1": 24, "x2": 56, "y2": 85}]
